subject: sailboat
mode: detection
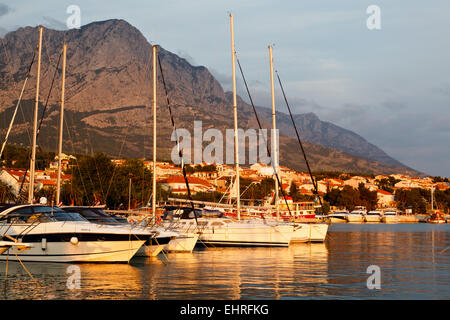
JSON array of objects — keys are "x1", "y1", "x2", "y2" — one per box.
[{"x1": 161, "y1": 15, "x2": 294, "y2": 247}]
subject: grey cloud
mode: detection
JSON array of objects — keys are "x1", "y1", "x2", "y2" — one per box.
[
  {"x1": 42, "y1": 16, "x2": 67, "y2": 30},
  {"x1": 0, "y1": 3, "x2": 11, "y2": 17},
  {"x1": 177, "y1": 50, "x2": 196, "y2": 66}
]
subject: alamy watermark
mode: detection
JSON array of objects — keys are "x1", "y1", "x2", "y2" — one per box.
[
  {"x1": 366, "y1": 265, "x2": 381, "y2": 289},
  {"x1": 66, "y1": 265, "x2": 81, "y2": 290},
  {"x1": 171, "y1": 121, "x2": 279, "y2": 167},
  {"x1": 66, "y1": 5, "x2": 81, "y2": 29},
  {"x1": 366, "y1": 5, "x2": 381, "y2": 30}
]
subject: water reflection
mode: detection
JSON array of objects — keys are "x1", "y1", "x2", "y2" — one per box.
[{"x1": 0, "y1": 224, "x2": 448, "y2": 299}]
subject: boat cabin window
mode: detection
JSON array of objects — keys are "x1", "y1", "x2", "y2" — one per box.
[{"x1": 1, "y1": 206, "x2": 87, "y2": 223}]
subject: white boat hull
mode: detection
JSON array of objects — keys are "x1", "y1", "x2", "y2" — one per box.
[
  {"x1": 382, "y1": 216, "x2": 399, "y2": 223},
  {"x1": 0, "y1": 221, "x2": 150, "y2": 263},
  {"x1": 167, "y1": 219, "x2": 293, "y2": 247},
  {"x1": 364, "y1": 216, "x2": 381, "y2": 223},
  {"x1": 165, "y1": 233, "x2": 199, "y2": 252},
  {"x1": 0, "y1": 240, "x2": 145, "y2": 263},
  {"x1": 309, "y1": 224, "x2": 329, "y2": 242},
  {"x1": 346, "y1": 215, "x2": 364, "y2": 223}
]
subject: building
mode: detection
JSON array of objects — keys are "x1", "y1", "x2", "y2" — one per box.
[
  {"x1": 377, "y1": 190, "x2": 395, "y2": 207},
  {"x1": 160, "y1": 176, "x2": 216, "y2": 194}
]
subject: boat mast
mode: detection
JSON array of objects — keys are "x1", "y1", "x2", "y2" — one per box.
[
  {"x1": 152, "y1": 45, "x2": 158, "y2": 223},
  {"x1": 28, "y1": 26, "x2": 43, "y2": 204},
  {"x1": 56, "y1": 43, "x2": 67, "y2": 205},
  {"x1": 268, "y1": 45, "x2": 279, "y2": 219},
  {"x1": 229, "y1": 14, "x2": 241, "y2": 220},
  {"x1": 431, "y1": 185, "x2": 434, "y2": 211}
]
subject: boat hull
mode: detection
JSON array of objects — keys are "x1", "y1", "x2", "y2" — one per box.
[
  {"x1": 165, "y1": 233, "x2": 199, "y2": 252},
  {"x1": 135, "y1": 236, "x2": 174, "y2": 257},
  {"x1": 381, "y1": 216, "x2": 399, "y2": 223},
  {"x1": 346, "y1": 215, "x2": 364, "y2": 223},
  {"x1": 309, "y1": 224, "x2": 329, "y2": 242},
  {"x1": 328, "y1": 217, "x2": 347, "y2": 223},
  {"x1": 364, "y1": 216, "x2": 381, "y2": 223},
  {"x1": 0, "y1": 240, "x2": 145, "y2": 263}
]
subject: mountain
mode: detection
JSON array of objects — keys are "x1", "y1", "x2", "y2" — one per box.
[
  {"x1": 255, "y1": 107, "x2": 409, "y2": 168},
  {"x1": 0, "y1": 19, "x2": 423, "y2": 176}
]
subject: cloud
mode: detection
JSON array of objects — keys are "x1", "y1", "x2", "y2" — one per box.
[
  {"x1": 0, "y1": 3, "x2": 11, "y2": 17},
  {"x1": 177, "y1": 50, "x2": 197, "y2": 66},
  {"x1": 42, "y1": 16, "x2": 67, "y2": 30}
]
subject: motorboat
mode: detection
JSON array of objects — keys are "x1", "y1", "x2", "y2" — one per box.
[
  {"x1": 0, "y1": 240, "x2": 32, "y2": 255},
  {"x1": 62, "y1": 206, "x2": 176, "y2": 257},
  {"x1": 0, "y1": 204, "x2": 149, "y2": 263},
  {"x1": 162, "y1": 207, "x2": 294, "y2": 247},
  {"x1": 327, "y1": 210, "x2": 349, "y2": 223},
  {"x1": 365, "y1": 210, "x2": 382, "y2": 223},
  {"x1": 381, "y1": 210, "x2": 399, "y2": 223},
  {"x1": 346, "y1": 209, "x2": 366, "y2": 223},
  {"x1": 426, "y1": 211, "x2": 446, "y2": 224}
]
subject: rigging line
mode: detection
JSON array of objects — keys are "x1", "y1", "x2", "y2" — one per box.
[
  {"x1": 85, "y1": 130, "x2": 106, "y2": 203},
  {"x1": 0, "y1": 47, "x2": 37, "y2": 159},
  {"x1": 104, "y1": 49, "x2": 153, "y2": 204},
  {"x1": 157, "y1": 52, "x2": 198, "y2": 225},
  {"x1": 18, "y1": 49, "x2": 63, "y2": 197},
  {"x1": 274, "y1": 69, "x2": 325, "y2": 213},
  {"x1": 235, "y1": 53, "x2": 293, "y2": 217},
  {"x1": 63, "y1": 113, "x2": 89, "y2": 204}
]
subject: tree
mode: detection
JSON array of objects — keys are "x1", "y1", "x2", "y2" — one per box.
[{"x1": 0, "y1": 181, "x2": 15, "y2": 203}]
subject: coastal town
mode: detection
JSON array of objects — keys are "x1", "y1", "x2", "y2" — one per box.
[{"x1": 1, "y1": 152, "x2": 448, "y2": 214}]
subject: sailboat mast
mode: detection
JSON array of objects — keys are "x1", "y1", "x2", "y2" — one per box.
[
  {"x1": 28, "y1": 26, "x2": 43, "y2": 204},
  {"x1": 268, "y1": 45, "x2": 279, "y2": 219},
  {"x1": 56, "y1": 43, "x2": 67, "y2": 205},
  {"x1": 152, "y1": 45, "x2": 158, "y2": 223},
  {"x1": 229, "y1": 14, "x2": 241, "y2": 220}
]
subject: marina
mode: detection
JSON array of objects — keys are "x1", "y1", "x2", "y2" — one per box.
[
  {"x1": 0, "y1": 2, "x2": 449, "y2": 304},
  {"x1": 0, "y1": 223, "x2": 448, "y2": 299}
]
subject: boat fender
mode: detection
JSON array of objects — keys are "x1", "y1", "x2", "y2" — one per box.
[
  {"x1": 70, "y1": 237, "x2": 79, "y2": 245},
  {"x1": 41, "y1": 238, "x2": 47, "y2": 251}
]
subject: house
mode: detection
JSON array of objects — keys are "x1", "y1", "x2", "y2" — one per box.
[
  {"x1": 250, "y1": 163, "x2": 275, "y2": 176},
  {"x1": 377, "y1": 190, "x2": 395, "y2": 207},
  {"x1": 160, "y1": 176, "x2": 216, "y2": 194}
]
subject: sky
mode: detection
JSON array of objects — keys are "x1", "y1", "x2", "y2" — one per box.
[{"x1": 1, "y1": 0, "x2": 449, "y2": 177}]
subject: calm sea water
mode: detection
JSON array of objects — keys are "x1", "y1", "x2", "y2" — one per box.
[{"x1": 0, "y1": 223, "x2": 449, "y2": 300}]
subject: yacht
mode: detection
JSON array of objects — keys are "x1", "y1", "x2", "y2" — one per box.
[
  {"x1": 346, "y1": 208, "x2": 366, "y2": 223},
  {"x1": 62, "y1": 206, "x2": 177, "y2": 257},
  {"x1": 162, "y1": 207, "x2": 294, "y2": 247},
  {"x1": 0, "y1": 240, "x2": 32, "y2": 255},
  {"x1": 426, "y1": 211, "x2": 446, "y2": 224},
  {"x1": 327, "y1": 210, "x2": 349, "y2": 223},
  {"x1": 381, "y1": 210, "x2": 399, "y2": 223},
  {"x1": 365, "y1": 210, "x2": 382, "y2": 223},
  {"x1": 0, "y1": 204, "x2": 149, "y2": 263}
]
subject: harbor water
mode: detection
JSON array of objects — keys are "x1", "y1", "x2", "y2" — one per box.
[{"x1": 0, "y1": 223, "x2": 449, "y2": 299}]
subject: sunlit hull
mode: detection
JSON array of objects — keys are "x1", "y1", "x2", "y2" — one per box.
[
  {"x1": 165, "y1": 233, "x2": 199, "y2": 252},
  {"x1": 0, "y1": 222, "x2": 148, "y2": 263},
  {"x1": 165, "y1": 219, "x2": 293, "y2": 247},
  {"x1": 0, "y1": 240, "x2": 145, "y2": 263},
  {"x1": 382, "y1": 216, "x2": 399, "y2": 223},
  {"x1": 346, "y1": 215, "x2": 364, "y2": 223},
  {"x1": 309, "y1": 223, "x2": 329, "y2": 242},
  {"x1": 364, "y1": 216, "x2": 381, "y2": 223},
  {"x1": 135, "y1": 236, "x2": 174, "y2": 257}
]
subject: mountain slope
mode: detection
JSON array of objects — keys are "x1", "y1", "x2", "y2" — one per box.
[{"x1": 0, "y1": 19, "x2": 423, "y2": 176}]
